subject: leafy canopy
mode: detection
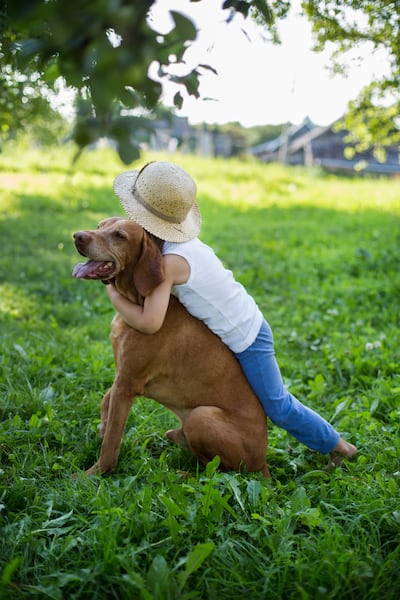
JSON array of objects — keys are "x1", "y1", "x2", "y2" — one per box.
[
  {"x1": 302, "y1": 0, "x2": 400, "y2": 157},
  {"x1": 1, "y1": 0, "x2": 398, "y2": 162}
]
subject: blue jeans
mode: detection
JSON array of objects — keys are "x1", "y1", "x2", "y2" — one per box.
[{"x1": 235, "y1": 320, "x2": 339, "y2": 454}]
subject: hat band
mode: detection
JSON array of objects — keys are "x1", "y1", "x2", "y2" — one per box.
[{"x1": 133, "y1": 186, "x2": 183, "y2": 225}]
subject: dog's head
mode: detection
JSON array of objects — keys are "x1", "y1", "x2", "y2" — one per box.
[{"x1": 73, "y1": 217, "x2": 165, "y2": 299}]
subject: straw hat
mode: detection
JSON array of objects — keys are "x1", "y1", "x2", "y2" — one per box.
[{"x1": 113, "y1": 161, "x2": 201, "y2": 242}]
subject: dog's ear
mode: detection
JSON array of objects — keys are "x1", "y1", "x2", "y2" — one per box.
[{"x1": 133, "y1": 232, "x2": 165, "y2": 298}]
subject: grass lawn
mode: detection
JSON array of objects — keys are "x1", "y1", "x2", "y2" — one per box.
[{"x1": 0, "y1": 145, "x2": 399, "y2": 599}]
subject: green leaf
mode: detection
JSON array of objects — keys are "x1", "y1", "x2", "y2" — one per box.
[
  {"x1": 289, "y1": 486, "x2": 310, "y2": 512},
  {"x1": 198, "y1": 63, "x2": 218, "y2": 75},
  {"x1": 170, "y1": 11, "x2": 197, "y2": 43},
  {"x1": 205, "y1": 455, "x2": 220, "y2": 477},
  {"x1": 43, "y1": 510, "x2": 74, "y2": 528},
  {"x1": 116, "y1": 139, "x2": 140, "y2": 165},
  {"x1": 173, "y1": 91, "x2": 184, "y2": 109},
  {"x1": 179, "y1": 542, "x2": 215, "y2": 590},
  {"x1": 308, "y1": 373, "x2": 325, "y2": 395},
  {"x1": 160, "y1": 495, "x2": 185, "y2": 517},
  {"x1": 331, "y1": 398, "x2": 350, "y2": 422},
  {"x1": 246, "y1": 479, "x2": 261, "y2": 507},
  {"x1": 143, "y1": 80, "x2": 162, "y2": 108},
  {"x1": 119, "y1": 87, "x2": 140, "y2": 109},
  {"x1": 216, "y1": 488, "x2": 240, "y2": 519},
  {"x1": 147, "y1": 555, "x2": 171, "y2": 597},
  {"x1": 43, "y1": 61, "x2": 60, "y2": 84},
  {"x1": 252, "y1": 0, "x2": 274, "y2": 23},
  {"x1": 29, "y1": 413, "x2": 41, "y2": 429},
  {"x1": 170, "y1": 71, "x2": 201, "y2": 98},
  {"x1": 222, "y1": 1, "x2": 251, "y2": 18},
  {"x1": 225, "y1": 474, "x2": 245, "y2": 511},
  {"x1": 1, "y1": 557, "x2": 22, "y2": 586}
]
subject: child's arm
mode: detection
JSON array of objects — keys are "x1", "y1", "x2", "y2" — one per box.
[
  {"x1": 106, "y1": 253, "x2": 190, "y2": 335},
  {"x1": 106, "y1": 278, "x2": 172, "y2": 334}
]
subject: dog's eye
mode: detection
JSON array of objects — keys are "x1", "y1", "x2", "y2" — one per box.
[{"x1": 113, "y1": 230, "x2": 127, "y2": 240}]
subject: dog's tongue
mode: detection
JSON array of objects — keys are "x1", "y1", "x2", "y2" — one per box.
[{"x1": 72, "y1": 260, "x2": 114, "y2": 279}]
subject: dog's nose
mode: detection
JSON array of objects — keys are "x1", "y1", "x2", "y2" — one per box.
[{"x1": 73, "y1": 231, "x2": 89, "y2": 243}]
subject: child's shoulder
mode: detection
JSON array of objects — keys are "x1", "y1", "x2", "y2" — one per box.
[{"x1": 163, "y1": 237, "x2": 205, "y2": 253}]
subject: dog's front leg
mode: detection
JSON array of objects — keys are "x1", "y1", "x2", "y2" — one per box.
[
  {"x1": 99, "y1": 388, "x2": 111, "y2": 438},
  {"x1": 85, "y1": 380, "x2": 137, "y2": 475}
]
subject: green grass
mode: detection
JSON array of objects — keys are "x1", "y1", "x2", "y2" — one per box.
[{"x1": 0, "y1": 144, "x2": 399, "y2": 599}]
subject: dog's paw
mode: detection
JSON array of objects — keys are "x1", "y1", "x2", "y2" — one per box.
[{"x1": 85, "y1": 462, "x2": 104, "y2": 476}]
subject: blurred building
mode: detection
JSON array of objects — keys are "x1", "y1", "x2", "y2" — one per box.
[{"x1": 251, "y1": 118, "x2": 400, "y2": 176}]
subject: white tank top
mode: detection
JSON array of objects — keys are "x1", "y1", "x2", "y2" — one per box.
[{"x1": 163, "y1": 238, "x2": 263, "y2": 353}]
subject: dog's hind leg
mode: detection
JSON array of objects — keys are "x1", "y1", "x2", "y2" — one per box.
[
  {"x1": 183, "y1": 406, "x2": 269, "y2": 476},
  {"x1": 183, "y1": 407, "x2": 236, "y2": 470}
]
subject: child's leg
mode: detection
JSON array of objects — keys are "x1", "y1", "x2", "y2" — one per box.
[{"x1": 235, "y1": 320, "x2": 339, "y2": 454}]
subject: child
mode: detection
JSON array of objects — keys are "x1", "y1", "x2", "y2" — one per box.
[{"x1": 109, "y1": 161, "x2": 357, "y2": 466}]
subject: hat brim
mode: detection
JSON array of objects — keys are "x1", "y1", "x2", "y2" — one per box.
[{"x1": 113, "y1": 170, "x2": 201, "y2": 243}]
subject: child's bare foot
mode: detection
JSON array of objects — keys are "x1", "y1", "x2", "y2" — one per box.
[{"x1": 327, "y1": 438, "x2": 358, "y2": 470}]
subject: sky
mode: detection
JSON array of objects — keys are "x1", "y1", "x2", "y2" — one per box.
[{"x1": 149, "y1": 0, "x2": 387, "y2": 127}]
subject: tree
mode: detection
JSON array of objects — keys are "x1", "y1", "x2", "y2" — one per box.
[
  {"x1": 301, "y1": 0, "x2": 400, "y2": 160},
  {"x1": 0, "y1": 0, "x2": 283, "y2": 162},
  {"x1": 1, "y1": 1, "x2": 398, "y2": 162}
]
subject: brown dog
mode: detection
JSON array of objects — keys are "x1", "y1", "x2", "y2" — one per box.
[{"x1": 73, "y1": 217, "x2": 270, "y2": 477}]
